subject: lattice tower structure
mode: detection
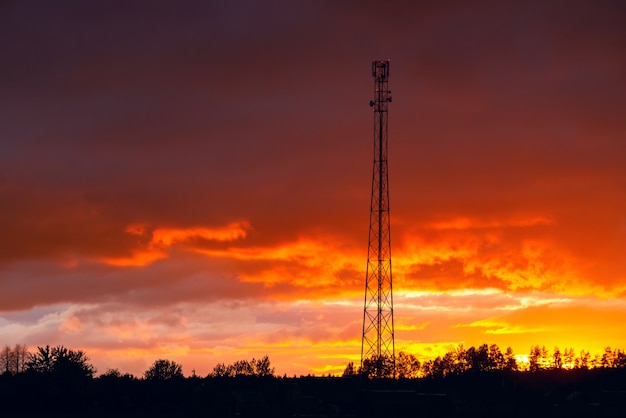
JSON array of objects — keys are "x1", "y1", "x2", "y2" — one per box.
[{"x1": 361, "y1": 59, "x2": 395, "y2": 377}]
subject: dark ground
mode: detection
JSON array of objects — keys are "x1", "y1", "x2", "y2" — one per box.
[{"x1": 1, "y1": 368, "x2": 626, "y2": 417}]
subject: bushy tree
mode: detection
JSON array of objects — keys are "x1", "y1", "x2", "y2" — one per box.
[
  {"x1": 101, "y1": 368, "x2": 122, "y2": 378},
  {"x1": 26, "y1": 345, "x2": 95, "y2": 378},
  {"x1": 576, "y1": 350, "x2": 590, "y2": 369},
  {"x1": 211, "y1": 355, "x2": 275, "y2": 377},
  {"x1": 396, "y1": 351, "x2": 420, "y2": 379},
  {"x1": 252, "y1": 355, "x2": 274, "y2": 377},
  {"x1": 614, "y1": 349, "x2": 626, "y2": 368},
  {"x1": 488, "y1": 344, "x2": 505, "y2": 370},
  {"x1": 0, "y1": 345, "x2": 10, "y2": 375},
  {"x1": 529, "y1": 345, "x2": 541, "y2": 372},
  {"x1": 504, "y1": 346, "x2": 518, "y2": 371},
  {"x1": 100, "y1": 368, "x2": 135, "y2": 379},
  {"x1": 441, "y1": 352, "x2": 457, "y2": 375},
  {"x1": 342, "y1": 361, "x2": 356, "y2": 377},
  {"x1": 359, "y1": 355, "x2": 395, "y2": 379},
  {"x1": 430, "y1": 356, "x2": 449, "y2": 378},
  {"x1": 540, "y1": 346, "x2": 550, "y2": 369},
  {"x1": 563, "y1": 347, "x2": 575, "y2": 368},
  {"x1": 444, "y1": 345, "x2": 468, "y2": 375},
  {"x1": 553, "y1": 347, "x2": 563, "y2": 369},
  {"x1": 144, "y1": 359, "x2": 184, "y2": 381},
  {"x1": 466, "y1": 344, "x2": 490, "y2": 372},
  {"x1": 601, "y1": 347, "x2": 614, "y2": 368}
]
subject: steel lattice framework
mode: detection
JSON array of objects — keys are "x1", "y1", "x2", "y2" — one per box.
[{"x1": 361, "y1": 59, "x2": 395, "y2": 377}]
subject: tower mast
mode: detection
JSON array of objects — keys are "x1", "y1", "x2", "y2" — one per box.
[{"x1": 361, "y1": 59, "x2": 395, "y2": 377}]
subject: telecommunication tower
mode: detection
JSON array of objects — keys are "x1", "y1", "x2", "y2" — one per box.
[{"x1": 361, "y1": 59, "x2": 395, "y2": 376}]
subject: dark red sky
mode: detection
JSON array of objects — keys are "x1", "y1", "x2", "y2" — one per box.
[{"x1": 1, "y1": 1, "x2": 626, "y2": 375}]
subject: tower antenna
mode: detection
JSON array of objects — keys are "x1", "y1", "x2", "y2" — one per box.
[{"x1": 361, "y1": 59, "x2": 395, "y2": 377}]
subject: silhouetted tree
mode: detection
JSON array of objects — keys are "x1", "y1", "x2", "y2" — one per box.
[
  {"x1": 601, "y1": 347, "x2": 614, "y2": 368},
  {"x1": 504, "y1": 346, "x2": 518, "y2": 371},
  {"x1": 529, "y1": 345, "x2": 541, "y2": 372},
  {"x1": 101, "y1": 368, "x2": 134, "y2": 379},
  {"x1": 396, "y1": 351, "x2": 420, "y2": 378},
  {"x1": 27, "y1": 345, "x2": 54, "y2": 373},
  {"x1": 16, "y1": 344, "x2": 28, "y2": 373},
  {"x1": 1, "y1": 345, "x2": 11, "y2": 374},
  {"x1": 452, "y1": 344, "x2": 469, "y2": 374},
  {"x1": 590, "y1": 353, "x2": 600, "y2": 369},
  {"x1": 441, "y1": 354, "x2": 454, "y2": 376},
  {"x1": 342, "y1": 361, "x2": 356, "y2": 377},
  {"x1": 466, "y1": 344, "x2": 490, "y2": 372},
  {"x1": 563, "y1": 347, "x2": 575, "y2": 369},
  {"x1": 211, "y1": 362, "x2": 230, "y2": 377},
  {"x1": 144, "y1": 359, "x2": 183, "y2": 381},
  {"x1": 210, "y1": 355, "x2": 275, "y2": 377},
  {"x1": 420, "y1": 359, "x2": 433, "y2": 378},
  {"x1": 252, "y1": 355, "x2": 275, "y2": 377},
  {"x1": 359, "y1": 355, "x2": 395, "y2": 378},
  {"x1": 488, "y1": 344, "x2": 505, "y2": 370},
  {"x1": 427, "y1": 357, "x2": 444, "y2": 379},
  {"x1": 540, "y1": 345, "x2": 550, "y2": 369},
  {"x1": 99, "y1": 368, "x2": 136, "y2": 381},
  {"x1": 576, "y1": 350, "x2": 590, "y2": 369},
  {"x1": 101, "y1": 368, "x2": 122, "y2": 378},
  {"x1": 553, "y1": 346, "x2": 563, "y2": 369},
  {"x1": 232, "y1": 359, "x2": 255, "y2": 376},
  {"x1": 614, "y1": 349, "x2": 626, "y2": 368},
  {"x1": 0, "y1": 344, "x2": 27, "y2": 375},
  {"x1": 26, "y1": 345, "x2": 95, "y2": 378}
]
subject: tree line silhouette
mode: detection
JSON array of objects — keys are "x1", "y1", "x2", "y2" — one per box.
[
  {"x1": 345, "y1": 344, "x2": 626, "y2": 379},
  {"x1": 0, "y1": 344, "x2": 276, "y2": 380},
  {"x1": 3, "y1": 342, "x2": 626, "y2": 380},
  {"x1": 3, "y1": 342, "x2": 626, "y2": 417}
]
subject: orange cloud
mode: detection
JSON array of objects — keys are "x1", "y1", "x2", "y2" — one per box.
[
  {"x1": 391, "y1": 213, "x2": 617, "y2": 298},
  {"x1": 425, "y1": 215, "x2": 553, "y2": 231},
  {"x1": 102, "y1": 248, "x2": 167, "y2": 267},
  {"x1": 196, "y1": 236, "x2": 363, "y2": 293},
  {"x1": 463, "y1": 318, "x2": 551, "y2": 335},
  {"x1": 100, "y1": 221, "x2": 250, "y2": 267},
  {"x1": 152, "y1": 223, "x2": 250, "y2": 246}
]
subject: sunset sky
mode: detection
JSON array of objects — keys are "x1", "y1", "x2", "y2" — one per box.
[{"x1": 1, "y1": 1, "x2": 626, "y2": 377}]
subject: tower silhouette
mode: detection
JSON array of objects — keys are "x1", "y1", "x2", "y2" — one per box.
[{"x1": 361, "y1": 59, "x2": 395, "y2": 377}]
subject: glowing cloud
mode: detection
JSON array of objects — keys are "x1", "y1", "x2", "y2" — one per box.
[
  {"x1": 152, "y1": 223, "x2": 250, "y2": 246},
  {"x1": 100, "y1": 221, "x2": 250, "y2": 267},
  {"x1": 196, "y1": 236, "x2": 363, "y2": 292}
]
